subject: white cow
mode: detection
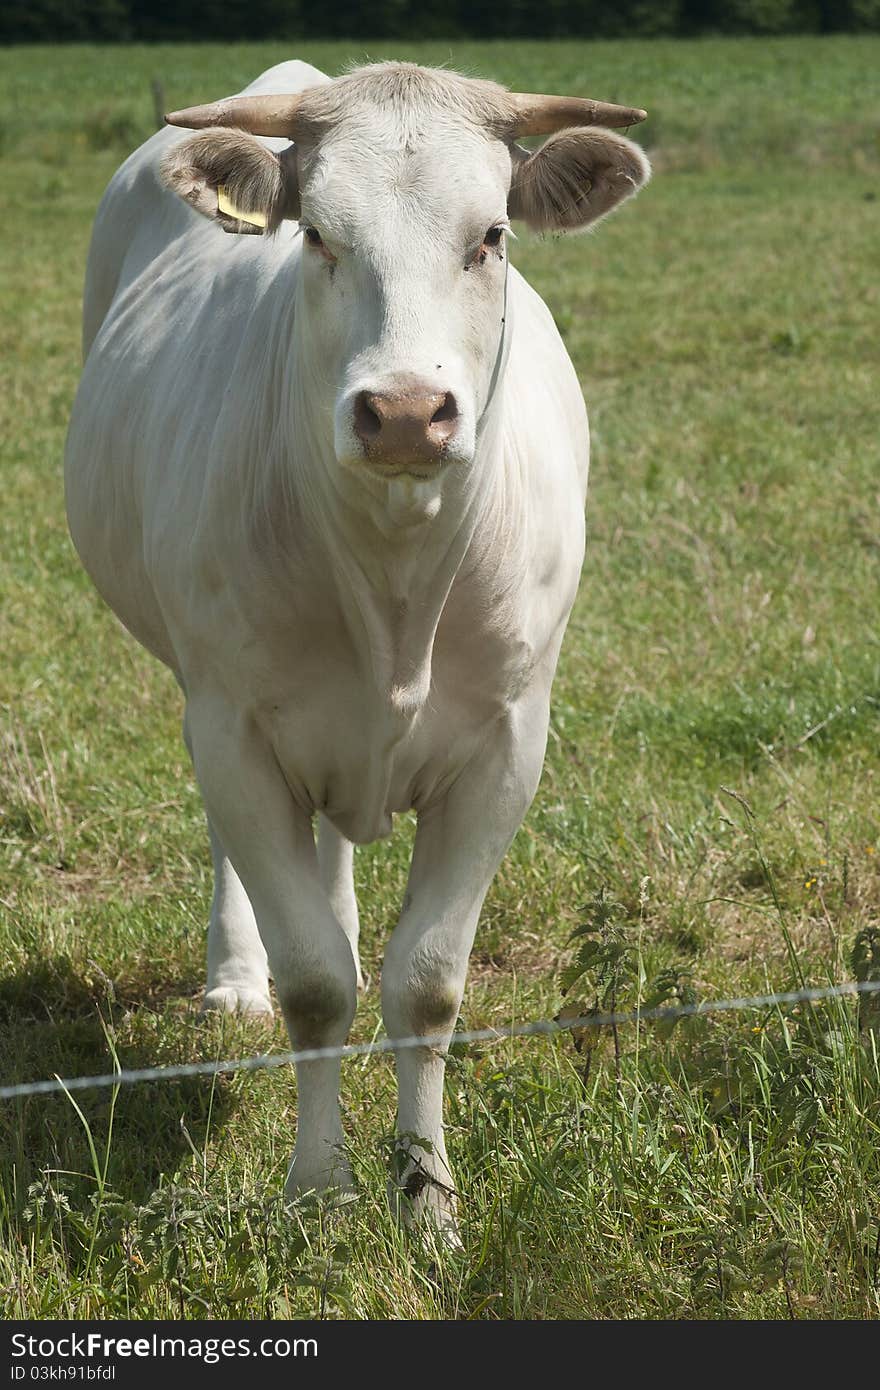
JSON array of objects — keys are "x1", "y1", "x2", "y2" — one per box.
[{"x1": 65, "y1": 60, "x2": 649, "y2": 1238}]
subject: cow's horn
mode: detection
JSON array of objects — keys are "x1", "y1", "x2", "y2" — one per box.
[
  {"x1": 164, "y1": 94, "x2": 307, "y2": 138},
  {"x1": 510, "y1": 94, "x2": 647, "y2": 135}
]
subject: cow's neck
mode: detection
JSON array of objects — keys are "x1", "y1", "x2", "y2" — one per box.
[{"x1": 294, "y1": 413, "x2": 506, "y2": 714}]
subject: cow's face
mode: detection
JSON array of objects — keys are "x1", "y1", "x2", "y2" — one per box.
[
  {"x1": 295, "y1": 121, "x2": 513, "y2": 482},
  {"x1": 163, "y1": 66, "x2": 650, "y2": 491}
]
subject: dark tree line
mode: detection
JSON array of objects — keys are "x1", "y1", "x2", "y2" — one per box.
[{"x1": 2, "y1": 0, "x2": 878, "y2": 43}]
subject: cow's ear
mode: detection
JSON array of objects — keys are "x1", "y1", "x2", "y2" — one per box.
[
  {"x1": 507, "y1": 128, "x2": 649, "y2": 234},
  {"x1": 161, "y1": 130, "x2": 300, "y2": 235}
]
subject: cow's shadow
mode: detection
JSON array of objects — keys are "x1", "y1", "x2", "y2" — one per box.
[{"x1": 0, "y1": 955, "x2": 261, "y2": 1210}]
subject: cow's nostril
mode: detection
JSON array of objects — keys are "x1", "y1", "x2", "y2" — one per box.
[
  {"x1": 428, "y1": 394, "x2": 455, "y2": 436},
  {"x1": 429, "y1": 393, "x2": 458, "y2": 428},
  {"x1": 354, "y1": 392, "x2": 382, "y2": 440}
]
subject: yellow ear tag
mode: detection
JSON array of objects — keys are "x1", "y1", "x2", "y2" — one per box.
[{"x1": 217, "y1": 185, "x2": 267, "y2": 229}]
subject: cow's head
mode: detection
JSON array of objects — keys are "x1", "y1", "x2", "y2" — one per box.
[{"x1": 162, "y1": 65, "x2": 649, "y2": 488}]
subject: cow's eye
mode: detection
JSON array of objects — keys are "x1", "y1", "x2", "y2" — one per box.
[
  {"x1": 303, "y1": 226, "x2": 324, "y2": 247},
  {"x1": 466, "y1": 224, "x2": 507, "y2": 270}
]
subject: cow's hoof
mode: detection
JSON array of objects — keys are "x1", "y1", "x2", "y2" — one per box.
[
  {"x1": 390, "y1": 1173, "x2": 463, "y2": 1250},
  {"x1": 202, "y1": 985, "x2": 273, "y2": 1016},
  {"x1": 285, "y1": 1153, "x2": 356, "y2": 1206},
  {"x1": 424, "y1": 1202, "x2": 463, "y2": 1252}
]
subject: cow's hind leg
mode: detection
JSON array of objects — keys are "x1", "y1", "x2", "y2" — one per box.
[
  {"x1": 185, "y1": 701, "x2": 272, "y2": 1015},
  {"x1": 203, "y1": 820, "x2": 273, "y2": 1015},
  {"x1": 316, "y1": 815, "x2": 364, "y2": 991}
]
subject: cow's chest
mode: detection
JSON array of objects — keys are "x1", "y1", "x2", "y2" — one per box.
[
  {"x1": 267, "y1": 693, "x2": 449, "y2": 843},
  {"x1": 240, "y1": 600, "x2": 533, "y2": 845}
]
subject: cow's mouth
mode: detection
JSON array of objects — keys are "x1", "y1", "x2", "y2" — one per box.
[{"x1": 362, "y1": 461, "x2": 446, "y2": 485}]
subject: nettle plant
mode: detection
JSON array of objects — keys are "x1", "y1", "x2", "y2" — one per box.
[
  {"x1": 557, "y1": 886, "x2": 697, "y2": 1084},
  {"x1": 851, "y1": 926, "x2": 880, "y2": 1036}
]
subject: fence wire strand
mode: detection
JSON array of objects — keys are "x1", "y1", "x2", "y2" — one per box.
[{"x1": 1, "y1": 979, "x2": 879, "y2": 1102}]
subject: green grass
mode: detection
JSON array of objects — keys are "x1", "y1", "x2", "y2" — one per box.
[{"x1": 1, "y1": 35, "x2": 880, "y2": 1318}]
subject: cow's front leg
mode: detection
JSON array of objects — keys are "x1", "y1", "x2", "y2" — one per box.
[
  {"x1": 187, "y1": 699, "x2": 358, "y2": 1197},
  {"x1": 316, "y1": 815, "x2": 364, "y2": 991},
  {"x1": 381, "y1": 698, "x2": 549, "y2": 1243}
]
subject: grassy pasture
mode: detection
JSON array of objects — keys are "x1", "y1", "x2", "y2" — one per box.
[{"x1": 1, "y1": 36, "x2": 879, "y2": 1319}]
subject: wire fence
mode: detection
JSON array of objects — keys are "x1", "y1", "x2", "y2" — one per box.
[{"x1": 2, "y1": 978, "x2": 879, "y2": 1102}]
